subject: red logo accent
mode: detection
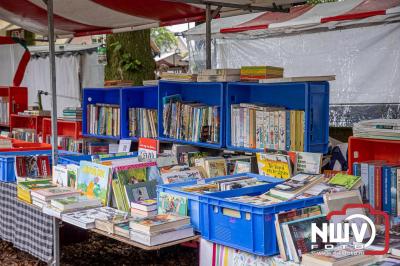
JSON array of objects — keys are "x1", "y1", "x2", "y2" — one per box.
[{"x1": 327, "y1": 203, "x2": 390, "y2": 255}]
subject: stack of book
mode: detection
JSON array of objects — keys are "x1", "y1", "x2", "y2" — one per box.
[
  {"x1": 62, "y1": 107, "x2": 82, "y2": 121},
  {"x1": 30, "y1": 186, "x2": 81, "y2": 209},
  {"x1": 353, "y1": 119, "x2": 400, "y2": 140},
  {"x1": 143, "y1": 80, "x2": 159, "y2": 86},
  {"x1": 353, "y1": 160, "x2": 399, "y2": 215},
  {"x1": 86, "y1": 103, "x2": 120, "y2": 137},
  {"x1": 130, "y1": 199, "x2": 157, "y2": 218},
  {"x1": 162, "y1": 94, "x2": 220, "y2": 144},
  {"x1": 197, "y1": 69, "x2": 240, "y2": 82},
  {"x1": 12, "y1": 128, "x2": 37, "y2": 142},
  {"x1": 17, "y1": 179, "x2": 56, "y2": 204},
  {"x1": 104, "y1": 80, "x2": 133, "y2": 87},
  {"x1": 18, "y1": 109, "x2": 51, "y2": 116},
  {"x1": 160, "y1": 72, "x2": 197, "y2": 82},
  {"x1": 129, "y1": 214, "x2": 194, "y2": 246},
  {"x1": 128, "y1": 108, "x2": 157, "y2": 138},
  {"x1": 231, "y1": 103, "x2": 305, "y2": 151},
  {"x1": 94, "y1": 207, "x2": 129, "y2": 234},
  {"x1": 43, "y1": 195, "x2": 102, "y2": 219},
  {"x1": 0, "y1": 96, "x2": 9, "y2": 125},
  {"x1": 240, "y1": 66, "x2": 284, "y2": 82}
]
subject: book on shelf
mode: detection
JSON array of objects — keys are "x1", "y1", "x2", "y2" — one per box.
[
  {"x1": 160, "y1": 72, "x2": 197, "y2": 82},
  {"x1": 129, "y1": 213, "x2": 190, "y2": 235},
  {"x1": 86, "y1": 103, "x2": 120, "y2": 137},
  {"x1": 18, "y1": 109, "x2": 51, "y2": 116},
  {"x1": 12, "y1": 128, "x2": 37, "y2": 142},
  {"x1": 130, "y1": 225, "x2": 194, "y2": 246},
  {"x1": 46, "y1": 135, "x2": 83, "y2": 153},
  {"x1": 129, "y1": 108, "x2": 158, "y2": 138},
  {"x1": 162, "y1": 94, "x2": 220, "y2": 144},
  {"x1": 231, "y1": 103, "x2": 305, "y2": 151},
  {"x1": 240, "y1": 66, "x2": 284, "y2": 82},
  {"x1": 0, "y1": 96, "x2": 9, "y2": 125}
]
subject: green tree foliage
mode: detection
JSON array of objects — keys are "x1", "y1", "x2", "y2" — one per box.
[
  {"x1": 105, "y1": 30, "x2": 155, "y2": 85},
  {"x1": 151, "y1": 27, "x2": 178, "y2": 53}
]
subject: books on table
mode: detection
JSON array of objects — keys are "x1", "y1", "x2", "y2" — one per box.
[
  {"x1": 131, "y1": 199, "x2": 157, "y2": 211},
  {"x1": 94, "y1": 207, "x2": 129, "y2": 234},
  {"x1": 17, "y1": 179, "x2": 55, "y2": 203},
  {"x1": 51, "y1": 195, "x2": 102, "y2": 212},
  {"x1": 129, "y1": 214, "x2": 193, "y2": 246},
  {"x1": 31, "y1": 186, "x2": 80, "y2": 202}
]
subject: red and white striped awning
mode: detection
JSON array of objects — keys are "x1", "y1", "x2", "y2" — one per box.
[
  {"x1": 220, "y1": 0, "x2": 400, "y2": 35},
  {"x1": 0, "y1": 0, "x2": 304, "y2": 38}
]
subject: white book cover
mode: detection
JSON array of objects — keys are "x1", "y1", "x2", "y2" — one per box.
[
  {"x1": 278, "y1": 111, "x2": 286, "y2": 151},
  {"x1": 52, "y1": 165, "x2": 68, "y2": 187},
  {"x1": 273, "y1": 112, "x2": 280, "y2": 150},
  {"x1": 255, "y1": 110, "x2": 264, "y2": 149},
  {"x1": 295, "y1": 152, "x2": 322, "y2": 175}
]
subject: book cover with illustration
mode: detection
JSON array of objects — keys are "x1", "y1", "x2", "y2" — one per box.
[
  {"x1": 256, "y1": 153, "x2": 292, "y2": 179},
  {"x1": 78, "y1": 161, "x2": 111, "y2": 205},
  {"x1": 158, "y1": 192, "x2": 188, "y2": 216}
]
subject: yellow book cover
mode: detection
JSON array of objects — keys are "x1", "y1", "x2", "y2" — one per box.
[
  {"x1": 256, "y1": 153, "x2": 291, "y2": 179},
  {"x1": 289, "y1": 111, "x2": 296, "y2": 151},
  {"x1": 17, "y1": 186, "x2": 32, "y2": 203},
  {"x1": 107, "y1": 107, "x2": 112, "y2": 136},
  {"x1": 299, "y1": 111, "x2": 305, "y2": 152},
  {"x1": 295, "y1": 111, "x2": 301, "y2": 151}
]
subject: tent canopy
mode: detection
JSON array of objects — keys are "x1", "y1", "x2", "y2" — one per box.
[
  {"x1": 185, "y1": 0, "x2": 400, "y2": 38},
  {"x1": 0, "y1": 0, "x2": 304, "y2": 38}
]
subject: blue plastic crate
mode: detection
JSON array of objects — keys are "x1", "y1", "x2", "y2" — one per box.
[
  {"x1": 120, "y1": 86, "x2": 158, "y2": 140},
  {"x1": 158, "y1": 80, "x2": 226, "y2": 149},
  {"x1": 58, "y1": 155, "x2": 93, "y2": 165},
  {"x1": 226, "y1": 81, "x2": 329, "y2": 154},
  {"x1": 0, "y1": 150, "x2": 53, "y2": 183},
  {"x1": 82, "y1": 87, "x2": 121, "y2": 139},
  {"x1": 157, "y1": 173, "x2": 283, "y2": 232},
  {"x1": 198, "y1": 185, "x2": 324, "y2": 256}
]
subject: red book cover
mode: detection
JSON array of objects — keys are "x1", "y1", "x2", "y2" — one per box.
[
  {"x1": 37, "y1": 156, "x2": 50, "y2": 177},
  {"x1": 15, "y1": 156, "x2": 27, "y2": 177},
  {"x1": 138, "y1": 138, "x2": 159, "y2": 160},
  {"x1": 374, "y1": 165, "x2": 383, "y2": 210}
]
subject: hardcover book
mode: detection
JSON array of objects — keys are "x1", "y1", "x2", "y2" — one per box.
[{"x1": 78, "y1": 161, "x2": 111, "y2": 205}]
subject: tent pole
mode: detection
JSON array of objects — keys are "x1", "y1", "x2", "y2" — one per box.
[
  {"x1": 46, "y1": 0, "x2": 60, "y2": 265},
  {"x1": 205, "y1": 4, "x2": 211, "y2": 69}
]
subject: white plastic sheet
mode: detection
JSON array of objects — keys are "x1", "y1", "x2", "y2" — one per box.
[{"x1": 0, "y1": 44, "x2": 24, "y2": 86}]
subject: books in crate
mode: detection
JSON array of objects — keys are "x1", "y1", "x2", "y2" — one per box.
[
  {"x1": 230, "y1": 103, "x2": 305, "y2": 151},
  {"x1": 87, "y1": 103, "x2": 120, "y2": 137},
  {"x1": 162, "y1": 94, "x2": 220, "y2": 145},
  {"x1": 128, "y1": 108, "x2": 157, "y2": 138},
  {"x1": 353, "y1": 119, "x2": 400, "y2": 140}
]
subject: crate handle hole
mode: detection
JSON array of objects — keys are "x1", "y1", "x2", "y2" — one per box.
[{"x1": 222, "y1": 208, "x2": 241, "y2": 218}]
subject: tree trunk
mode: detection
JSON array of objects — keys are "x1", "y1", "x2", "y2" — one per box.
[{"x1": 105, "y1": 30, "x2": 155, "y2": 85}]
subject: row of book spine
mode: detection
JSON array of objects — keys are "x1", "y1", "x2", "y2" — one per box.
[
  {"x1": 231, "y1": 103, "x2": 305, "y2": 151},
  {"x1": 128, "y1": 108, "x2": 157, "y2": 138},
  {"x1": 45, "y1": 135, "x2": 83, "y2": 153},
  {"x1": 87, "y1": 104, "x2": 120, "y2": 137},
  {"x1": 12, "y1": 128, "x2": 37, "y2": 142},
  {"x1": 353, "y1": 161, "x2": 400, "y2": 216},
  {"x1": 163, "y1": 97, "x2": 220, "y2": 144},
  {"x1": 0, "y1": 96, "x2": 9, "y2": 124}
]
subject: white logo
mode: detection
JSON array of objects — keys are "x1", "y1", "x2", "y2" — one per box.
[{"x1": 311, "y1": 214, "x2": 376, "y2": 249}]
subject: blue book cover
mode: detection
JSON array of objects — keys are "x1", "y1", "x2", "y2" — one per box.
[
  {"x1": 285, "y1": 110, "x2": 290, "y2": 151},
  {"x1": 391, "y1": 167, "x2": 398, "y2": 216},
  {"x1": 353, "y1": 162, "x2": 361, "y2": 176},
  {"x1": 368, "y1": 164, "x2": 375, "y2": 208},
  {"x1": 382, "y1": 165, "x2": 392, "y2": 214}
]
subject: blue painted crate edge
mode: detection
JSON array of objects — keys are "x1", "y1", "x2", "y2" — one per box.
[{"x1": 198, "y1": 185, "x2": 323, "y2": 256}]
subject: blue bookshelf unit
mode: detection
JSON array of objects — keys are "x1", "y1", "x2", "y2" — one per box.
[
  {"x1": 158, "y1": 80, "x2": 226, "y2": 149},
  {"x1": 120, "y1": 86, "x2": 158, "y2": 140},
  {"x1": 82, "y1": 87, "x2": 121, "y2": 139},
  {"x1": 226, "y1": 81, "x2": 330, "y2": 153}
]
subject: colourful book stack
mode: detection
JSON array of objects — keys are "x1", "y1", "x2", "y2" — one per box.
[{"x1": 240, "y1": 66, "x2": 284, "y2": 82}]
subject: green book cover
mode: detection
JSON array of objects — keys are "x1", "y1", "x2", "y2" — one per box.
[
  {"x1": 328, "y1": 174, "x2": 361, "y2": 189},
  {"x1": 112, "y1": 179, "x2": 128, "y2": 212},
  {"x1": 18, "y1": 179, "x2": 54, "y2": 190}
]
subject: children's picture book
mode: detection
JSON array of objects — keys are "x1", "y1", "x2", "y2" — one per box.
[
  {"x1": 328, "y1": 173, "x2": 362, "y2": 189},
  {"x1": 78, "y1": 161, "x2": 111, "y2": 205},
  {"x1": 158, "y1": 192, "x2": 188, "y2": 216},
  {"x1": 67, "y1": 164, "x2": 79, "y2": 189},
  {"x1": 124, "y1": 180, "x2": 157, "y2": 204},
  {"x1": 52, "y1": 165, "x2": 68, "y2": 187},
  {"x1": 256, "y1": 153, "x2": 292, "y2": 179}
]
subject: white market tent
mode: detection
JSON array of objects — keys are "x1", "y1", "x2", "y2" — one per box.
[{"x1": 185, "y1": 0, "x2": 400, "y2": 127}]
